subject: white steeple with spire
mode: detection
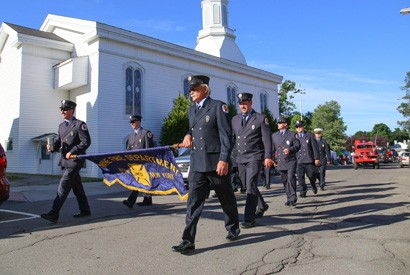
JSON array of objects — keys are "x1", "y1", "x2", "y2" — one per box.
[{"x1": 195, "y1": 0, "x2": 247, "y2": 65}]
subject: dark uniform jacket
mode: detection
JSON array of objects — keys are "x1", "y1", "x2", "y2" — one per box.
[
  {"x1": 53, "y1": 117, "x2": 91, "y2": 168},
  {"x1": 126, "y1": 127, "x2": 154, "y2": 150},
  {"x1": 187, "y1": 97, "x2": 232, "y2": 173},
  {"x1": 271, "y1": 130, "x2": 300, "y2": 170},
  {"x1": 316, "y1": 138, "x2": 331, "y2": 165},
  {"x1": 232, "y1": 110, "x2": 272, "y2": 164},
  {"x1": 296, "y1": 131, "x2": 319, "y2": 164}
]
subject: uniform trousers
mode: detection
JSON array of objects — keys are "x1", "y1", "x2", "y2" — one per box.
[
  {"x1": 296, "y1": 162, "x2": 316, "y2": 194},
  {"x1": 126, "y1": 191, "x2": 151, "y2": 205},
  {"x1": 237, "y1": 161, "x2": 266, "y2": 222},
  {"x1": 315, "y1": 163, "x2": 327, "y2": 187},
  {"x1": 182, "y1": 171, "x2": 239, "y2": 243},
  {"x1": 51, "y1": 166, "x2": 90, "y2": 215},
  {"x1": 279, "y1": 162, "x2": 297, "y2": 203}
]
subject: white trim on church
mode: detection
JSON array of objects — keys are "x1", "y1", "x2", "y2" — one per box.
[{"x1": 0, "y1": 1, "x2": 282, "y2": 177}]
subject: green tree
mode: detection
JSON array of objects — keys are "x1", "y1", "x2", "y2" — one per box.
[
  {"x1": 262, "y1": 108, "x2": 278, "y2": 134},
  {"x1": 228, "y1": 103, "x2": 238, "y2": 118},
  {"x1": 288, "y1": 111, "x2": 313, "y2": 132},
  {"x1": 397, "y1": 71, "x2": 410, "y2": 133},
  {"x1": 370, "y1": 123, "x2": 391, "y2": 147},
  {"x1": 278, "y1": 80, "x2": 297, "y2": 117},
  {"x1": 311, "y1": 100, "x2": 347, "y2": 151},
  {"x1": 160, "y1": 94, "x2": 191, "y2": 145},
  {"x1": 389, "y1": 127, "x2": 410, "y2": 144}
]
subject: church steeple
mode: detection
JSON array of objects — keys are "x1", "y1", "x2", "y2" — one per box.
[{"x1": 195, "y1": 0, "x2": 246, "y2": 65}]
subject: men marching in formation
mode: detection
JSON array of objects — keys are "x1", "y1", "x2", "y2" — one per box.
[{"x1": 41, "y1": 75, "x2": 334, "y2": 254}]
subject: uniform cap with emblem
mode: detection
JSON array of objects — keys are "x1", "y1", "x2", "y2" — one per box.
[
  {"x1": 188, "y1": 75, "x2": 210, "y2": 88},
  {"x1": 60, "y1": 100, "x2": 77, "y2": 110},
  {"x1": 314, "y1": 128, "x2": 323, "y2": 134},
  {"x1": 294, "y1": 120, "x2": 304, "y2": 127},
  {"x1": 129, "y1": 114, "x2": 142, "y2": 123},
  {"x1": 237, "y1": 92, "x2": 253, "y2": 102},
  {"x1": 277, "y1": 116, "x2": 287, "y2": 123}
]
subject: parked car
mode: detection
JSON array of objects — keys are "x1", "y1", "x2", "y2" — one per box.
[
  {"x1": 399, "y1": 151, "x2": 410, "y2": 168},
  {"x1": 175, "y1": 148, "x2": 191, "y2": 184},
  {"x1": 0, "y1": 143, "x2": 10, "y2": 205}
]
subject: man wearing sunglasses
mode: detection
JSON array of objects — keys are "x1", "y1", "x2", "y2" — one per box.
[{"x1": 41, "y1": 100, "x2": 91, "y2": 223}]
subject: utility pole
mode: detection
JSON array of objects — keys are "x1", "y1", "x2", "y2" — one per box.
[{"x1": 296, "y1": 84, "x2": 306, "y2": 121}]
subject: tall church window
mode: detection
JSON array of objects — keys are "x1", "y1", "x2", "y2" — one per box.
[
  {"x1": 227, "y1": 86, "x2": 237, "y2": 107},
  {"x1": 125, "y1": 67, "x2": 142, "y2": 115},
  {"x1": 260, "y1": 92, "x2": 268, "y2": 111},
  {"x1": 183, "y1": 78, "x2": 190, "y2": 97}
]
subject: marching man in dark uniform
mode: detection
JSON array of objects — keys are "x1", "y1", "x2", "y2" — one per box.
[
  {"x1": 232, "y1": 92, "x2": 273, "y2": 228},
  {"x1": 271, "y1": 116, "x2": 300, "y2": 207},
  {"x1": 172, "y1": 75, "x2": 240, "y2": 253},
  {"x1": 295, "y1": 120, "x2": 320, "y2": 197},
  {"x1": 41, "y1": 100, "x2": 91, "y2": 223},
  {"x1": 122, "y1": 114, "x2": 155, "y2": 208},
  {"x1": 314, "y1": 128, "x2": 331, "y2": 190}
]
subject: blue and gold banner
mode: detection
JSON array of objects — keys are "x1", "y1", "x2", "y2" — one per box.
[{"x1": 76, "y1": 146, "x2": 187, "y2": 200}]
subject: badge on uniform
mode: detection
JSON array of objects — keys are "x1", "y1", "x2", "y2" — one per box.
[
  {"x1": 286, "y1": 140, "x2": 290, "y2": 145},
  {"x1": 147, "y1": 132, "x2": 153, "y2": 138},
  {"x1": 322, "y1": 144, "x2": 324, "y2": 147},
  {"x1": 306, "y1": 140, "x2": 309, "y2": 143},
  {"x1": 206, "y1": 115, "x2": 210, "y2": 123},
  {"x1": 70, "y1": 131, "x2": 74, "y2": 136},
  {"x1": 222, "y1": 104, "x2": 229, "y2": 113},
  {"x1": 81, "y1": 123, "x2": 88, "y2": 131},
  {"x1": 139, "y1": 139, "x2": 142, "y2": 143},
  {"x1": 252, "y1": 125, "x2": 255, "y2": 130},
  {"x1": 264, "y1": 117, "x2": 269, "y2": 125}
]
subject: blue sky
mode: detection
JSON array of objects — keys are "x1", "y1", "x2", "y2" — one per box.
[{"x1": 1, "y1": 0, "x2": 409, "y2": 135}]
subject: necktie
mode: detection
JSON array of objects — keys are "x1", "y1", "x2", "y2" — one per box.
[
  {"x1": 281, "y1": 131, "x2": 284, "y2": 136},
  {"x1": 65, "y1": 121, "x2": 69, "y2": 126},
  {"x1": 242, "y1": 114, "x2": 247, "y2": 126},
  {"x1": 300, "y1": 133, "x2": 304, "y2": 138}
]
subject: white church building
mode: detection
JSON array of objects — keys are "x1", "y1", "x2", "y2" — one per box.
[{"x1": 0, "y1": 0, "x2": 283, "y2": 177}]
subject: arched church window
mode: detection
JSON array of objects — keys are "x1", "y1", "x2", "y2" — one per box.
[
  {"x1": 125, "y1": 67, "x2": 142, "y2": 115},
  {"x1": 260, "y1": 92, "x2": 268, "y2": 111},
  {"x1": 227, "y1": 86, "x2": 237, "y2": 107}
]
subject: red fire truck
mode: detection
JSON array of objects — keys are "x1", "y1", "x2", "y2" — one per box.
[{"x1": 351, "y1": 140, "x2": 380, "y2": 169}]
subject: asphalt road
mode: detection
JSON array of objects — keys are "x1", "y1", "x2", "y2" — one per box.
[{"x1": 1, "y1": 163, "x2": 409, "y2": 274}]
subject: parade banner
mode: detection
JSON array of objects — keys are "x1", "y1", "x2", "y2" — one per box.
[{"x1": 75, "y1": 146, "x2": 187, "y2": 200}]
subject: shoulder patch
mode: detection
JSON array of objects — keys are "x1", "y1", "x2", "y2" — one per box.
[
  {"x1": 81, "y1": 123, "x2": 88, "y2": 131},
  {"x1": 222, "y1": 104, "x2": 229, "y2": 113},
  {"x1": 264, "y1": 117, "x2": 269, "y2": 125},
  {"x1": 147, "y1": 132, "x2": 153, "y2": 138}
]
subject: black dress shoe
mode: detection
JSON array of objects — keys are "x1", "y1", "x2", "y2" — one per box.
[
  {"x1": 241, "y1": 221, "x2": 256, "y2": 229},
  {"x1": 299, "y1": 192, "x2": 307, "y2": 198},
  {"x1": 320, "y1": 186, "x2": 325, "y2": 191},
  {"x1": 73, "y1": 211, "x2": 91, "y2": 218},
  {"x1": 122, "y1": 200, "x2": 133, "y2": 208},
  {"x1": 226, "y1": 228, "x2": 240, "y2": 241},
  {"x1": 137, "y1": 198, "x2": 152, "y2": 206},
  {"x1": 240, "y1": 189, "x2": 246, "y2": 194},
  {"x1": 312, "y1": 185, "x2": 318, "y2": 194},
  {"x1": 265, "y1": 184, "x2": 271, "y2": 190},
  {"x1": 41, "y1": 212, "x2": 58, "y2": 223},
  {"x1": 255, "y1": 204, "x2": 269, "y2": 218},
  {"x1": 172, "y1": 240, "x2": 195, "y2": 253},
  {"x1": 289, "y1": 201, "x2": 296, "y2": 207},
  {"x1": 285, "y1": 201, "x2": 291, "y2": 206}
]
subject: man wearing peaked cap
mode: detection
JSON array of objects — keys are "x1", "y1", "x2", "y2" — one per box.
[
  {"x1": 122, "y1": 114, "x2": 155, "y2": 208},
  {"x1": 294, "y1": 120, "x2": 320, "y2": 198},
  {"x1": 172, "y1": 74, "x2": 240, "y2": 253},
  {"x1": 271, "y1": 115, "x2": 301, "y2": 207},
  {"x1": 314, "y1": 128, "x2": 331, "y2": 191},
  {"x1": 232, "y1": 92, "x2": 273, "y2": 228},
  {"x1": 41, "y1": 99, "x2": 92, "y2": 223}
]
